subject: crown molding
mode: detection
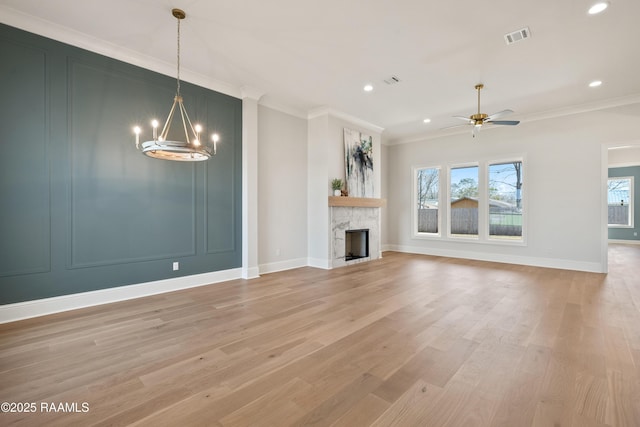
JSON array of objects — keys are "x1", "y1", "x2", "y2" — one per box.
[
  {"x1": 307, "y1": 107, "x2": 385, "y2": 134},
  {"x1": 258, "y1": 98, "x2": 308, "y2": 120},
  {"x1": 0, "y1": 5, "x2": 241, "y2": 99},
  {"x1": 521, "y1": 93, "x2": 640, "y2": 124},
  {"x1": 307, "y1": 106, "x2": 331, "y2": 119},
  {"x1": 240, "y1": 86, "x2": 266, "y2": 101},
  {"x1": 388, "y1": 93, "x2": 640, "y2": 146}
]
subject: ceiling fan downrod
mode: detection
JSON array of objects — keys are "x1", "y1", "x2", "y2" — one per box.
[{"x1": 471, "y1": 84, "x2": 487, "y2": 124}]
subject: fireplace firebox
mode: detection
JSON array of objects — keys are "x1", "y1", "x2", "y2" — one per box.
[{"x1": 345, "y1": 229, "x2": 369, "y2": 261}]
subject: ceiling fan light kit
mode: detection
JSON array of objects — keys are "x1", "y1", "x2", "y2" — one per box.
[{"x1": 450, "y1": 84, "x2": 520, "y2": 137}]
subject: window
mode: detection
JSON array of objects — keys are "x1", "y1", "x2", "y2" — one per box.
[
  {"x1": 608, "y1": 177, "x2": 633, "y2": 227},
  {"x1": 411, "y1": 157, "x2": 526, "y2": 245},
  {"x1": 449, "y1": 165, "x2": 479, "y2": 238},
  {"x1": 488, "y1": 161, "x2": 523, "y2": 239},
  {"x1": 413, "y1": 158, "x2": 525, "y2": 244},
  {"x1": 415, "y1": 167, "x2": 440, "y2": 234}
]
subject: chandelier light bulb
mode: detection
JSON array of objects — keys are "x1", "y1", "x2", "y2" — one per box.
[
  {"x1": 212, "y1": 133, "x2": 219, "y2": 154},
  {"x1": 133, "y1": 126, "x2": 141, "y2": 147},
  {"x1": 131, "y1": 8, "x2": 219, "y2": 161},
  {"x1": 151, "y1": 119, "x2": 159, "y2": 139}
]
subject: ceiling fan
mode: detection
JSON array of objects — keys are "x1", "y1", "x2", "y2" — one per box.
[{"x1": 450, "y1": 84, "x2": 520, "y2": 137}]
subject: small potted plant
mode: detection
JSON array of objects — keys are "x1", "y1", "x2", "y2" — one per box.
[{"x1": 331, "y1": 178, "x2": 343, "y2": 196}]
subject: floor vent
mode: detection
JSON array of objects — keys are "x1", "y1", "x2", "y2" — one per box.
[{"x1": 504, "y1": 27, "x2": 531, "y2": 45}]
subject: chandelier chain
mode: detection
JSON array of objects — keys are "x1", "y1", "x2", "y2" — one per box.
[
  {"x1": 133, "y1": 8, "x2": 218, "y2": 161},
  {"x1": 176, "y1": 15, "x2": 181, "y2": 95}
]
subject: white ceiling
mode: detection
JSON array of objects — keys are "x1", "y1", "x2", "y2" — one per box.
[{"x1": 2, "y1": 0, "x2": 640, "y2": 143}]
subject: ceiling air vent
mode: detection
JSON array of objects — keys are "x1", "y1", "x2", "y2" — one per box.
[
  {"x1": 504, "y1": 27, "x2": 531, "y2": 45},
  {"x1": 384, "y1": 75, "x2": 401, "y2": 85}
]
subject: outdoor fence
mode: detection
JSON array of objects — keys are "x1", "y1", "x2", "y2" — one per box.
[
  {"x1": 608, "y1": 205, "x2": 629, "y2": 225},
  {"x1": 450, "y1": 208, "x2": 478, "y2": 235},
  {"x1": 418, "y1": 208, "x2": 522, "y2": 236},
  {"x1": 418, "y1": 209, "x2": 439, "y2": 233}
]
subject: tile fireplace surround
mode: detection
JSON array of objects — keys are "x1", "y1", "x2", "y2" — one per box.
[{"x1": 329, "y1": 197, "x2": 385, "y2": 269}]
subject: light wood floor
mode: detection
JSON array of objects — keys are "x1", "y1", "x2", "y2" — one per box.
[{"x1": 1, "y1": 246, "x2": 639, "y2": 426}]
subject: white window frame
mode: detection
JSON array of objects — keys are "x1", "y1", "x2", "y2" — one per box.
[
  {"x1": 487, "y1": 159, "x2": 526, "y2": 243},
  {"x1": 607, "y1": 176, "x2": 634, "y2": 228},
  {"x1": 412, "y1": 165, "x2": 442, "y2": 238},
  {"x1": 411, "y1": 156, "x2": 527, "y2": 246},
  {"x1": 447, "y1": 162, "x2": 480, "y2": 240}
]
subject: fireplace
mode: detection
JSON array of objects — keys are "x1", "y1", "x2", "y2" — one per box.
[
  {"x1": 345, "y1": 229, "x2": 369, "y2": 261},
  {"x1": 330, "y1": 204, "x2": 381, "y2": 268}
]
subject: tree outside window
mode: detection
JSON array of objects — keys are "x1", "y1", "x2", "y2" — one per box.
[
  {"x1": 450, "y1": 166, "x2": 479, "y2": 237},
  {"x1": 416, "y1": 168, "x2": 439, "y2": 234},
  {"x1": 608, "y1": 177, "x2": 633, "y2": 227},
  {"x1": 489, "y1": 162, "x2": 523, "y2": 239},
  {"x1": 413, "y1": 159, "x2": 525, "y2": 243}
]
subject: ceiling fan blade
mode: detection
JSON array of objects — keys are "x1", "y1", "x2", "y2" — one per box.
[
  {"x1": 488, "y1": 120, "x2": 520, "y2": 126},
  {"x1": 452, "y1": 115, "x2": 472, "y2": 123},
  {"x1": 485, "y1": 109, "x2": 514, "y2": 121},
  {"x1": 440, "y1": 123, "x2": 470, "y2": 130}
]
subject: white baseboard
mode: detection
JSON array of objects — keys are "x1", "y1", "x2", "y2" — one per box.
[
  {"x1": 609, "y1": 239, "x2": 640, "y2": 245},
  {"x1": 0, "y1": 268, "x2": 243, "y2": 324},
  {"x1": 259, "y1": 258, "x2": 308, "y2": 274},
  {"x1": 307, "y1": 257, "x2": 331, "y2": 270},
  {"x1": 385, "y1": 244, "x2": 604, "y2": 273},
  {"x1": 242, "y1": 266, "x2": 260, "y2": 280},
  {"x1": 4, "y1": 242, "x2": 610, "y2": 324}
]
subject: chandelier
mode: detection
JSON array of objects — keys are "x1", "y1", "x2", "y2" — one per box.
[{"x1": 133, "y1": 8, "x2": 218, "y2": 161}]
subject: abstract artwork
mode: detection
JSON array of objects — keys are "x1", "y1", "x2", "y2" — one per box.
[{"x1": 344, "y1": 128, "x2": 374, "y2": 198}]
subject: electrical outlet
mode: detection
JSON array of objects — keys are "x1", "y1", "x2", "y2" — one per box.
[
  {"x1": 172, "y1": 262, "x2": 179, "y2": 271},
  {"x1": 275, "y1": 248, "x2": 281, "y2": 256},
  {"x1": 634, "y1": 231, "x2": 638, "y2": 237}
]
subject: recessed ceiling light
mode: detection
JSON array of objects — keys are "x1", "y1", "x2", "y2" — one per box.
[
  {"x1": 589, "y1": 80, "x2": 602, "y2": 87},
  {"x1": 588, "y1": 2, "x2": 609, "y2": 15},
  {"x1": 363, "y1": 84, "x2": 373, "y2": 92},
  {"x1": 423, "y1": 118, "x2": 431, "y2": 124}
]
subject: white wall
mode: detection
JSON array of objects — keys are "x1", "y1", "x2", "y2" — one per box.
[
  {"x1": 306, "y1": 111, "x2": 383, "y2": 268},
  {"x1": 386, "y1": 103, "x2": 640, "y2": 272},
  {"x1": 380, "y1": 142, "x2": 390, "y2": 248},
  {"x1": 258, "y1": 106, "x2": 308, "y2": 273},
  {"x1": 307, "y1": 114, "x2": 331, "y2": 268},
  {"x1": 609, "y1": 145, "x2": 640, "y2": 166}
]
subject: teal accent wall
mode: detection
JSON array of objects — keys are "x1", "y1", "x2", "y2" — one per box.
[
  {"x1": 0, "y1": 24, "x2": 242, "y2": 304},
  {"x1": 608, "y1": 165, "x2": 640, "y2": 241}
]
